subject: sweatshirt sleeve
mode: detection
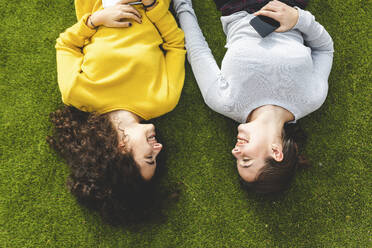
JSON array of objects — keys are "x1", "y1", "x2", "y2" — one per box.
[
  {"x1": 145, "y1": 0, "x2": 186, "y2": 95},
  {"x1": 55, "y1": 14, "x2": 96, "y2": 104},
  {"x1": 173, "y1": 0, "x2": 225, "y2": 103},
  {"x1": 293, "y1": 8, "x2": 334, "y2": 81}
]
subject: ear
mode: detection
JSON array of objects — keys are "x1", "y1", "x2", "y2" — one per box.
[{"x1": 270, "y1": 144, "x2": 283, "y2": 162}]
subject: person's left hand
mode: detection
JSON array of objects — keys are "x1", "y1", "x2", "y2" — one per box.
[{"x1": 254, "y1": 0, "x2": 299, "y2": 32}]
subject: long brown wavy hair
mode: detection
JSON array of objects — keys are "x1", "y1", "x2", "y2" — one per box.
[
  {"x1": 47, "y1": 106, "x2": 157, "y2": 224},
  {"x1": 241, "y1": 123, "x2": 310, "y2": 194}
]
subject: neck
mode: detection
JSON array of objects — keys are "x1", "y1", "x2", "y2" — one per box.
[
  {"x1": 248, "y1": 105, "x2": 294, "y2": 139},
  {"x1": 107, "y1": 110, "x2": 141, "y2": 127},
  {"x1": 248, "y1": 105, "x2": 294, "y2": 123}
]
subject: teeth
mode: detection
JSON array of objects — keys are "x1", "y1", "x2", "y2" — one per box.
[
  {"x1": 148, "y1": 136, "x2": 156, "y2": 140},
  {"x1": 237, "y1": 138, "x2": 247, "y2": 143}
]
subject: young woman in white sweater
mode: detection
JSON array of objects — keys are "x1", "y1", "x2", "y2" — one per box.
[{"x1": 173, "y1": 0, "x2": 334, "y2": 193}]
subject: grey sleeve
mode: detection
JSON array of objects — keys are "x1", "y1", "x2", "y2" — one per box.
[
  {"x1": 294, "y1": 8, "x2": 334, "y2": 81},
  {"x1": 173, "y1": 0, "x2": 224, "y2": 101}
]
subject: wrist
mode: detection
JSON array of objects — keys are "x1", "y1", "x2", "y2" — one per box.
[
  {"x1": 88, "y1": 11, "x2": 102, "y2": 28},
  {"x1": 86, "y1": 16, "x2": 96, "y2": 29},
  {"x1": 292, "y1": 7, "x2": 302, "y2": 30},
  {"x1": 292, "y1": 7, "x2": 299, "y2": 24}
]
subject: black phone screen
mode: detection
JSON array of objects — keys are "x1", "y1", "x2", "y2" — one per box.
[{"x1": 249, "y1": 15, "x2": 280, "y2": 38}]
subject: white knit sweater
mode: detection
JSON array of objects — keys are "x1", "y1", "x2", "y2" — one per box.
[{"x1": 174, "y1": 1, "x2": 334, "y2": 123}]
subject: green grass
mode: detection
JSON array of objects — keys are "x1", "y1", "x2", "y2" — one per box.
[{"x1": 0, "y1": 0, "x2": 371, "y2": 247}]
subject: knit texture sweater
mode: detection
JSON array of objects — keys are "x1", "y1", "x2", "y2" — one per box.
[
  {"x1": 56, "y1": 0, "x2": 186, "y2": 120},
  {"x1": 174, "y1": 1, "x2": 334, "y2": 123}
]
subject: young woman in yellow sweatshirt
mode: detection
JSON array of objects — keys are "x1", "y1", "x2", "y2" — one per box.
[{"x1": 48, "y1": 0, "x2": 185, "y2": 223}]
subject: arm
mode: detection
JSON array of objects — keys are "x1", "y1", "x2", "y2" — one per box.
[
  {"x1": 145, "y1": 0, "x2": 187, "y2": 95},
  {"x1": 55, "y1": 14, "x2": 96, "y2": 103},
  {"x1": 255, "y1": 0, "x2": 334, "y2": 81},
  {"x1": 74, "y1": 0, "x2": 96, "y2": 21},
  {"x1": 294, "y1": 8, "x2": 334, "y2": 81},
  {"x1": 56, "y1": 1, "x2": 144, "y2": 104},
  {"x1": 173, "y1": 0, "x2": 224, "y2": 100}
]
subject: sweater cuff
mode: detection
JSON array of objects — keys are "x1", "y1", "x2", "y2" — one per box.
[
  {"x1": 145, "y1": 0, "x2": 168, "y2": 23},
  {"x1": 78, "y1": 13, "x2": 97, "y2": 38}
]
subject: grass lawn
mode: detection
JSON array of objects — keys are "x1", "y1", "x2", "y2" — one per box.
[{"x1": 0, "y1": 0, "x2": 370, "y2": 247}]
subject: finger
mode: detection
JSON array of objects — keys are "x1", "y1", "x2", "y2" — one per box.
[
  {"x1": 260, "y1": 2, "x2": 281, "y2": 12},
  {"x1": 121, "y1": 5, "x2": 142, "y2": 18},
  {"x1": 271, "y1": 0, "x2": 290, "y2": 12},
  {"x1": 254, "y1": 10, "x2": 280, "y2": 21},
  {"x1": 119, "y1": 12, "x2": 142, "y2": 23},
  {"x1": 113, "y1": 21, "x2": 132, "y2": 28},
  {"x1": 271, "y1": 0, "x2": 283, "y2": 5},
  {"x1": 272, "y1": 0, "x2": 288, "y2": 7}
]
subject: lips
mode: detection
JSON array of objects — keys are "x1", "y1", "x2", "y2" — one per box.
[
  {"x1": 235, "y1": 136, "x2": 249, "y2": 147},
  {"x1": 237, "y1": 136, "x2": 249, "y2": 143}
]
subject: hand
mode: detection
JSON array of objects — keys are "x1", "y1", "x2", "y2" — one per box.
[
  {"x1": 254, "y1": 0, "x2": 299, "y2": 32},
  {"x1": 89, "y1": 0, "x2": 142, "y2": 28}
]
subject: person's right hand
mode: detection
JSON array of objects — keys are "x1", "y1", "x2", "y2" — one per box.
[
  {"x1": 254, "y1": 0, "x2": 299, "y2": 32},
  {"x1": 89, "y1": 0, "x2": 142, "y2": 28}
]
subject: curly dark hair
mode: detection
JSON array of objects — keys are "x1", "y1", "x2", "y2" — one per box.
[
  {"x1": 241, "y1": 123, "x2": 310, "y2": 194},
  {"x1": 47, "y1": 106, "x2": 157, "y2": 224}
]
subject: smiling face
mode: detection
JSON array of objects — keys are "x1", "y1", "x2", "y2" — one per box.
[
  {"x1": 232, "y1": 122, "x2": 284, "y2": 182},
  {"x1": 118, "y1": 123, "x2": 162, "y2": 181},
  {"x1": 232, "y1": 123, "x2": 269, "y2": 182}
]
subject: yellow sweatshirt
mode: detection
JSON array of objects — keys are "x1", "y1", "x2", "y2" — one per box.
[{"x1": 56, "y1": 0, "x2": 186, "y2": 120}]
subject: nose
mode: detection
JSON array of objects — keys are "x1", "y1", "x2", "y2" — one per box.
[{"x1": 237, "y1": 124, "x2": 244, "y2": 133}]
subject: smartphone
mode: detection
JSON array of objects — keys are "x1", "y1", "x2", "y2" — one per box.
[
  {"x1": 128, "y1": 1, "x2": 142, "y2": 5},
  {"x1": 249, "y1": 15, "x2": 280, "y2": 38}
]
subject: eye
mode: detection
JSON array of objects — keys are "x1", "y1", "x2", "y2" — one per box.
[
  {"x1": 241, "y1": 158, "x2": 252, "y2": 168},
  {"x1": 147, "y1": 161, "x2": 155, "y2": 165},
  {"x1": 240, "y1": 164, "x2": 251, "y2": 168},
  {"x1": 146, "y1": 156, "x2": 155, "y2": 165}
]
